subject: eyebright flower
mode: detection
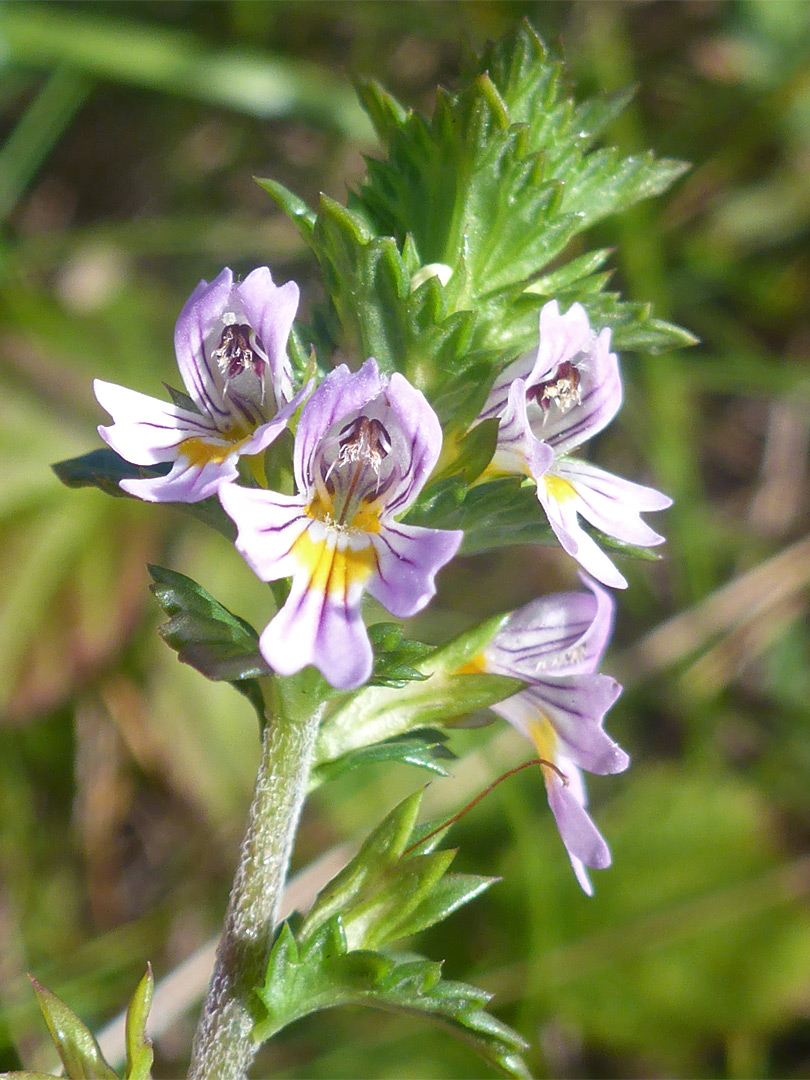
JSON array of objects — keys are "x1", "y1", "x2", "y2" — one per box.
[
  {"x1": 219, "y1": 358, "x2": 463, "y2": 690},
  {"x1": 477, "y1": 575, "x2": 627, "y2": 894},
  {"x1": 95, "y1": 266, "x2": 308, "y2": 502},
  {"x1": 478, "y1": 300, "x2": 672, "y2": 588}
]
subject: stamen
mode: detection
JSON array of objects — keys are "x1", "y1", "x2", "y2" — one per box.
[
  {"x1": 336, "y1": 415, "x2": 391, "y2": 472},
  {"x1": 212, "y1": 323, "x2": 268, "y2": 405},
  {"x1": 527, "y1": 360, "x2": 582, "y2": 415},
  {"x1": 323, "y1": 415, "x2": 392, "y2": 506}
]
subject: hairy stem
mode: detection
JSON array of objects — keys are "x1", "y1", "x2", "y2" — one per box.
[{"x1": 188, "y1": 677, "x2": 324, "y2": 1080}]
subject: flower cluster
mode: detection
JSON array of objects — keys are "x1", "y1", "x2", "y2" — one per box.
[{"x1": 96, "y1": 267, "x2": 668, "y2": 889}]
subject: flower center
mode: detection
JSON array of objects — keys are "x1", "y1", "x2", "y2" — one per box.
[
  {"x1": 321, "y1": 414, "x2": 393, "y2": 527},
  {"x1": 527, "y1": 360, "x2": 582, "y2": 415},
  {"x1": 212, "y1": 321, "x2": 269, "y2": 413}
]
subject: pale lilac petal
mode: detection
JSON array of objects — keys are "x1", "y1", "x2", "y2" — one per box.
[
  {"x1": 552, "y1": 458, "x2": 671, "y2": 546},
  {"x1": 294, "y1": 359, "x2": 385, "y2": 494},
  {"x1": 95, "y1": 379, "x2": 215, "y2": 465},
  {"x1": 487, "y1": 575, "x2": 615, "y2": 676},
  {"x1": 532, "y1": 301, "x2": 593, "y2": 379},
  {"x1": 259, "y1": 566, "x2": 373, "y2": 689},
  {"x1": 367, "y1": 521, "x2": 463, "y2": 618},
  {"x1": 520, "y1": 677, "x2": 626, "y2": 774},
  {"x1": 571, "y1": 857, "x2": 594, "y2": 896},
  {"x1": 517, "y1": 302, "x2": 622, "y2": 454},
  {"x1": 478, "y1": 351, "x2": 534, "y2": 422},
  {"x1": 489, "y1": 379, "x2": 555, "y2": 480},
  {"x1": 218, "y1": 483, "x2": 310, "y2": 582},
  {"x1": 173, "y1": 268, "x2": 234, "y2": 424},
  {"x1": 537, "y1": 476, "x2": 629, "y2": 589},
  {"x1": 546, "y1": 762, "x2": 611, "y2": 872},
  {"x1": 380, "y1": 372, "x2": 445, "y2": 515},
  {"x1": 236, "y1": 268, "x2": 299, "y2": 405},
  {"x1": 238, "y1": 379, "x2": 314, "y2": 457},
  {"x1": 120, "y1": 455, "x2": 237, "y2": 503}
]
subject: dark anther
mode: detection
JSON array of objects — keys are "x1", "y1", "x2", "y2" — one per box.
[
  {"x1": 527, "y1": 360, "x2": 581, "y2": 412},
  {"x1": 213, "y1": 324, "x2": 266, "y2": 381},
  {"x1": 337, "y1": 415, "x2": 392, "y2": 465}
]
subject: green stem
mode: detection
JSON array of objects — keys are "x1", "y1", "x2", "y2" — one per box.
[{"x1": 188, "y1": 675, "x2": 325, "y2": 1080}]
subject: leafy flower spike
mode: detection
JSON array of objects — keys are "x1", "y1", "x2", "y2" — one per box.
[
  {"x1": 480, "y1": 575, "x2": 627, "y2": 894},
  {"x1": 219, "y1": 358, "x2": 463, "y2": 690},
  {"x1": 95, "y1": 266, "x2": 308, "y2": 502},
  {"x1": 479, "y1": 300, "x2": 672, "y2": 588}
]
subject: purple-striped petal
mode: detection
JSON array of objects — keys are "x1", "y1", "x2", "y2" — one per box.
[
  {"x1": 537, "y1": 475, "x2": 630, "y2": 589},
  {"x1": 367, "y1": 521, "x2": 463, "y2": 618},
  {"x1": 222, "y1": 362, "x2": 461, "y2": 689},
  {"x1": 550, "y1": 458, "x2": 672, "y2": 546},
  {"x1": 95, "y1": 379, "x2": 216, "y2": 465},
  {"x1": 173, "y1": 268, "x2": 234, "y2": 424},
  {"x1": 120, "y1": 455, "x2": 238, "y2": 503},
  {"x1": 488, "y1": 379, "x2": 555, "y2": 480},
  {"x1": 235, "y1": 267, "x2": 299, "y2": 406},
  {"x1": 218, "y1": 483, "x2": 310, "y2": 582},
  {"x1": 486, "y1": 574, "x2": 614, "y2": 676},
  {"x1": 238, "y1": 379, "x2": 314, "y2": 457},
  {"x1": 479, "y1": 578, "x2": 625, "y2": 891},
  {"x1": 259, "y1": 552, "x2": 373, "y2": 688},
  {"x1": 493, "y1": 674, "x2": 625, "y2": 775},
  {"x1": 522, "y1": 304, "x2": 622, "y2": 455},
  {"x1": 294, "y1": 359, "x2": 386, "y2": 495}
]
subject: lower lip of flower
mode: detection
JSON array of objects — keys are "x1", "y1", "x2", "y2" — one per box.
[{"x1": 291, "y1": 518, "x2": 378, "y2": 598}]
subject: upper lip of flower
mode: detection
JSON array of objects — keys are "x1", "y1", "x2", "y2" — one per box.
[{"x1": 173, "y1": 266, "x2": 299, "y2": 432}]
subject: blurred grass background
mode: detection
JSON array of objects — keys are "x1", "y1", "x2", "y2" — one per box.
[{"x1": 2, "y1": 1, "x2": 810, "y2": 1077}]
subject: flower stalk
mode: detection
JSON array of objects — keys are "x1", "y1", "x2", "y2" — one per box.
[{"x1": 188, "y1": 674, "x2": 326, "y2": 1080}]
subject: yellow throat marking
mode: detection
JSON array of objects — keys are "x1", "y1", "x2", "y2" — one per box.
[
  {"x1": 543, "y1": 474, "x2": 577, "y2": 503},
  {"x1": 180, "y1": 433, "x2": 248, "y2": 468},
  {"x1": 291, "y1": 505, "x2": 380, "y2": 598}
]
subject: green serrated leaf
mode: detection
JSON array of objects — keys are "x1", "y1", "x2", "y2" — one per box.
[
  {"x1": 254, "y1": 177, "x2": 316, "y2": 245},
  {"x1": 52, "y1": 449, "x2": 236, "y2": 538},
  {"x1": 317, "y1": 669, "x2": 521, "y2": 767},
  {"x1": 367, "y1": 622, "x2": 434, "y2": 688},
  {"x1": 407, "y1": 476, "x2": 556, "y2": 556},
  {"x1": 254, "y1": 927, "x2": 529, "y2": 1077},
  {"x1": 392, "y1": 873, "x2": 496, "y2": 939},
  {"x1": 342, "y1": 848, "x2": 457, "y2": 950},
  {"x1": 254, "y1": 791, "x2": 529, "y2": 1075},
  {"x1": 124, "y1": 967, "x2": 154, "y2": 1080},
  {"x1": 433, "y1": 417, "x2": 498, "y2": 486},
  {"x1": 302, "y1": 793, "x2": 425, "y2": 940},
  {"x1": 525, "y1": 247, "x2": 613, "y2": 297},
  {"x1": 30, "y1": 978, "x2": 119, "y2": 1080},
  {"x1": 311, "y1": 730, "x2": 454, "y2": 787},
  {"x1": 148, "y1": 564, "x2": 269, "y2": 721}
]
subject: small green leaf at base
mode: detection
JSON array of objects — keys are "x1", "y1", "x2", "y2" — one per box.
[
  {"x1": 253, "y1": 794, "x2": 529, "y2": 1077},
  {"x1": 125, "y1": 966, "x2": 154, "y2": 1080},
  {"x1": 29, "y1": 977, "x2": 119, "y2": 1080}
]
